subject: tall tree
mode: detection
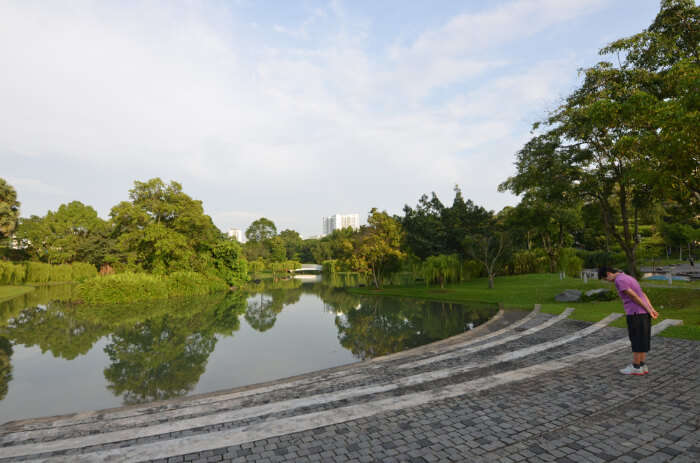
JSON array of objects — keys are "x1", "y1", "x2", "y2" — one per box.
[
  {"x1": 0, "y1": 178, "x2": 20, "y2": 240},
  {"x1": 245, "y1": 218, "x2": 277, "y2": 243},
  {"x1": 501, "y1": 0, "x2": 699, "y2": 274},
  {"x1": 356, "y1": 209, "x2": 405, "y2": 288},
  {"x1": 110, "y1": 178, "x2": 222, "y2": 273}
]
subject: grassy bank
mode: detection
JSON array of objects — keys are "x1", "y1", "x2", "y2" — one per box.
[
  {"x1": 0, "y1": 285, "x2": 35, "y2": 303},
  {"x1": 349, "y1": 273, "x2": 700, "y2": 341}
]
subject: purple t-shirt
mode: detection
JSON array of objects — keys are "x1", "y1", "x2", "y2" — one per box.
[{"x1": 614, "y1": 273, "x2": 647, "y2": 315}]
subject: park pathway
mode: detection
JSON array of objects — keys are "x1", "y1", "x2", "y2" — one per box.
[{"x1": 1, "y1": 306, "x2": 698, "y2": 463}]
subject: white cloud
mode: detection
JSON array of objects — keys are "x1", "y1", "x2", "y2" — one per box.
[{"x1": 0, "y1": 0, "x2": 622, "y2": 235}]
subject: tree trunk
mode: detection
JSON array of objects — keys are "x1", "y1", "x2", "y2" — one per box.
[{"x1": 488, "y1": 273, "x2": 494, "y2": 289}]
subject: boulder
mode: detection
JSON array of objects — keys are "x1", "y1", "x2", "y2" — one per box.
[
  {"x1": 583, "y1": 288, "x2": 616, "y2": 301},
  {"x1": 555, "y1": 289, "x2": 582, "y2": 302}
]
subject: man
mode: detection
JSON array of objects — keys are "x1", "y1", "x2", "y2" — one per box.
[{"x1": 598, "y1": 267, "x2": 659, "y2": 375}]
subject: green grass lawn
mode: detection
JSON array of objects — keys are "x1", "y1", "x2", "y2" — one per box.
[
  {"x1": 349, "y1": 273, "x2": 700, "y2": 341},
  {"x1": 0, "y1": 285, "x2": 35, "y2": 303}
]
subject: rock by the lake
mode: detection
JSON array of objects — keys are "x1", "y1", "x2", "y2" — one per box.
[
  {"x1": 583, "y1": 288, "x2": 616, "y2": 301},
  {"x1": 555, "y1": 289, "x2": 582, "y2": 302}
]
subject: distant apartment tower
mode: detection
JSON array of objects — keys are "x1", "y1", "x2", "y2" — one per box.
[
  {"x1": 322, "y1": 214, "x2": 360, "y2": 236},
  {"x1": 227, "y1": 228, "x2": 244, "y2": 242}
]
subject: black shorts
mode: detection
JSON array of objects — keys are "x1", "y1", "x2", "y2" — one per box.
[{"x1": 626, "y1": 313, "x2": 651, "y2": 353}]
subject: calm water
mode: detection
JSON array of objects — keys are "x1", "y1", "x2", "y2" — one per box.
[{"x1": 0, "y1": 280, "x2": 497, "y2": 423}]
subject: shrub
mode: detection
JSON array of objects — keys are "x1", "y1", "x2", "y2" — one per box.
[
  {"x1": 75, "y1": 272, "x2": 169, "y2": 305},
  {"x1": 75, "y1": 271, "x2": 229, "y2": 305},
  {"x1": 461, "y1": 260, "x2": 484, "y2": 281},
  {"x1": 559, "y1": 248, "x2": 583, "y2": 277},
  {"x1": 575, "y1": 249, "x2": 626, "y2": 269},
  {"x1": 49, "y1": 264, "x2": 73, "y2": 282},
  {"x1": 25, "y1": 262, "x2": 51, "y2": 283},
  {"x1": 0, "y1": 262, "x2": 26, "y2": 285},
  {"x1": 512, "y1": 249, "x2": 549, "y2": 274},
  {"x1": 165, "y1": 271, "x2": 228, "y2": 298},
  {"x1": 71, "y1": 263, "x2": 98, "y2": 282}
]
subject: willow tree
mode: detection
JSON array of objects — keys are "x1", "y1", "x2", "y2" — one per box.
[{"x1": 422, "y1": 254, "x2": 460, "y2": 288}]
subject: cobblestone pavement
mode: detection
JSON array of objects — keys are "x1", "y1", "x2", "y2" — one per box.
[{"x1": 1, "y1": 306, "x2": 697, "y2": 463}]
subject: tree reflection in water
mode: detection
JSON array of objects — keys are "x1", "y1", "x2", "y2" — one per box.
[
  {"x1": 0, "y1": 336, "x2": 12, "y2": 401},
  {"x1": 334, "y1": 297, "x2": 497, "y2": 360},
  {"x1": 0, "y1": 279, "x2": 496, "y2": 407}
]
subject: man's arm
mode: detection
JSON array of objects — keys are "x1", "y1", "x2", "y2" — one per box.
[{"x1": 623, "y1": 288, "x2": 659, "y2": 319}]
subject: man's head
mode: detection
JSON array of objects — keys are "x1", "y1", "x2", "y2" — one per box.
[{"x1": 598, "y1": 267, "x2": 620, "y2": 281}]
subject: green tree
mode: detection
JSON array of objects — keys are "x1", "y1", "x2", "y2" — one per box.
[
  {"x1": 356, "y1": 209, "x2": 405, "y2": 288},
  {"x1": 422, "y1": 254, "x2": 460, "y2": 288},
  {"x1": 278, "y1": 229, "x2": 303, "y2": 260},
  {"x1": 110, "y1": 179, "x2": 222, "y2": 273},
  {"x1": 0, "y1": 178, "x2": 20, "y2": 240},
  {"x1": 245, "y1": 217, "x2": 277, "y2": 243},
  {"x1": 501, "y1": 1, "x2": 699, "y2": 274},
  {"x1": 211, "y1": 239, "x2": 248, "y2": 286}
]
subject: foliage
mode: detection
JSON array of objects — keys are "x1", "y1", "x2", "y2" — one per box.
[
  {"x1": 355, "y1": 209, "x2": 405, "y2": 288},
  {"x1": 500, "y1": 0, "x2": 699, "y2": 274},
  {"x1": 557, "y1": 248, "x2": 584, "y2": 277},
  {"x1": 110, "y1": 178, "x2": 222, "y2": 274},
  {"x1": 463, "y1": 229, "x2": 509, "y2": 289},
  {"x1": 211, "y1": 239, "x2": 248, "y2": 286},
  {"x1": 401, "y1": 187, "x2": 491, "y2": 260},
  {"x1": 0, "y1": 262, "x2": 26, "y2": 285},
  {"x1": 14, "y1": 201, "x2": 113, "y2": 265},
  {"x1": 245, "y1": 217, "x2": 277, "y2": 242},
  {"x1": 75, "y1": 271, "x2": 230, "y2": 305},
  {"x1": 512, "y1": 249, "x2": 549, "y2": 275},
  {"x1": 0, "y1": 178, "x2": 20, "y2": 240},
  {"x1": 248, "y1": 258, "x2": 265, "y2": 278},
  {"x1": 421, "y1": 254, "x2": 460, "y2": 288}
]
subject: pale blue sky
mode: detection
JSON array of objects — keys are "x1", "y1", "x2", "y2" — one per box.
[{"x1": 3, "y1": 0, "x2": 662, "y2": 237}]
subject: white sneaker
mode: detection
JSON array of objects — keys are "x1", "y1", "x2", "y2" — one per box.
[
  {"x1": 619, "y1": 365, "x2": 645, "y2": 376},
  {"x1": 642, "y1": 365, "x2": 649, "y2": 375}
]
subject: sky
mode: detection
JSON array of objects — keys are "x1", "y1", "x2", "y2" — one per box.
[{"x1": 2, "y1": 0, "x2": 663, "y2": 238}]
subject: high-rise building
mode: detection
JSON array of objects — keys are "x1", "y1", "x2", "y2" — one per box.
[
  {"x1": 322, "y1": 214, "x2": 360, "y2": 236},
  {"x1": 227, "y1": 228, "x2": 244, "y2": 242}
]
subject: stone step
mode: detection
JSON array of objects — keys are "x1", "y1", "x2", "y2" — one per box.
[
  {"x1": 1, "y1": 319, "x2": 682, "y2": 462},
  {"x1": 0, "y1": 306, "x2": 528, "y2": 435},
  {"x1": 0, "y1": 311, "x2": 617, "y2": 447},
  {"x1": 396, "y1": 307, "x2": 575, "y2": 370}
]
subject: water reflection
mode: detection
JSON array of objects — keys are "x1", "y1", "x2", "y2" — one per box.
[{"x1": 0, "y1": 280, "x2": 496, "y2": 418}]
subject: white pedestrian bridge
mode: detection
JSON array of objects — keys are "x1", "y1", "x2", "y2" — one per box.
[{"x1": 290, "y1": 264, "x2": 323, "y2": 272}]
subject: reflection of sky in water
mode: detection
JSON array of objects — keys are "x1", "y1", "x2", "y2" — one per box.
[
  {"x1": 0, "y1": 285, "x2": 496, "y2": 423},
  {"x1": 196, "y1": 294, "x2": 356, "y2": 394}
]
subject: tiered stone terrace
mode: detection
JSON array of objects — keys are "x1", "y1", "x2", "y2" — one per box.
[{"x1": 0, "y1": 306, "x2": 697, "y2": 463}]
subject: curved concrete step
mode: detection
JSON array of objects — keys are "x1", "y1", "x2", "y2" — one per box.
[
  {"x1": 0, "y1": 319, "x2": 681, "y2": 462},
  {"x1": 397, "y1": 307, "x2": 575, "y2": 369}
]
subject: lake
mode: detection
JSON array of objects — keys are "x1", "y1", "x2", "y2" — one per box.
[{"x1": 0, "y1": 279, "x2": 497, "y2": 423}]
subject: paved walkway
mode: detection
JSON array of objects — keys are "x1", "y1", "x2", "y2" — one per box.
[{"x1": 1, "y1": 307, "x2": 698, "y2": 463}]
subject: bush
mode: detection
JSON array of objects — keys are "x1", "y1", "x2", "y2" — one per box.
[
  {"x1": 71, "y1": 263, "x2": 97, "y2": 282},
  {"x1": 0, "y1": 262, "x2": 26, "y2": 285},
  {"x1": 49, "y1": 264, "x2": 73, "y2": 282},
  {"x1": 166, "y1": 271, "x2": 228, "y2": 297},
  {"x1": 559, "y1": 248, "x2": 583, "y2": 277},
  {"x1": 75, "y1": 271, "x2": 229, "y2": 304},
  {"x1": 25, "y1": 262, "x2": 51, "y2": 283},
  {"x1": 575, "y1": 249, "x2": 626, "y2": 269},
  {"x1": 76, "y1": 272, "x2": 169, "y2": 304},
  {"x1": 512, "y1": 249, "x2": 549, "y2": 274},
  {"x1": 460, "y1": 260, "x2": 484, "y2": 281}
]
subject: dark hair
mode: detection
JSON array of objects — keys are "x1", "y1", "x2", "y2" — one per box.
[{"x1": 598, "y1": 267, "x2": 619, "y2": 279}]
